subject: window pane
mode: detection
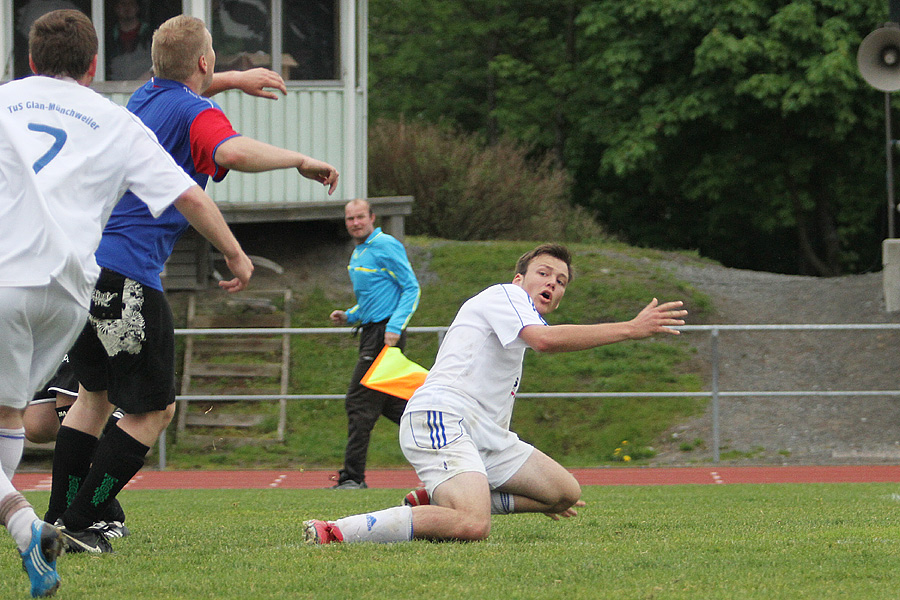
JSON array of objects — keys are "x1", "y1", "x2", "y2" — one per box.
[
  {"x1": 283, "y1": 0, "x2": 337, "y2": 80},
  {"x1": 212, "y1": 0, "x2": 272, "y2": 72},
  {"x1": 104, "y1": 0, "x2": 178, "y2": 81},
  {"x1": 13, "y1": 0, "x2": 91, "y2": 79}
]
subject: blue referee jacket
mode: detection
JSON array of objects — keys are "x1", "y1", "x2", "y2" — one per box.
[{"x1": 345, "y1": 228, "x2": 420, "y2": 334}]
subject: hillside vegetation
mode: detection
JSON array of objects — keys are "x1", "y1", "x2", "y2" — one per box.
[{"x1": 166, "y1": 237, "x2": 714, "y2": 470}]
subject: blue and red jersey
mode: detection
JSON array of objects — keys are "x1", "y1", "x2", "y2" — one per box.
[{"x1": 94, "y1": 78, "x2": 240, "y2": 290}]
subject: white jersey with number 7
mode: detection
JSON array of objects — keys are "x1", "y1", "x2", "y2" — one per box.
[{"x1": 0, "y1": 75, "x2": 195, "y2": 308}]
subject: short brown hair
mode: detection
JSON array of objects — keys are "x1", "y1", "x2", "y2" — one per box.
[
  {"x1": 345, "y1": 198, "x2": 373, "y2": 216},
  {"x1": 29, "y1": 10, "x2": 97, "y2": 78},
  {"x1": 515, "y1": 243, "x2": 573, "y2": 280},
  {"x1": 152, "y1": 15, "x2": 209, "y2": 81}
]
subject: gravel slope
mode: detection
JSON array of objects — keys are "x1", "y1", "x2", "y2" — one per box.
[{"x1": 652, "y1": 261, "x2": 900, "y2": 465}]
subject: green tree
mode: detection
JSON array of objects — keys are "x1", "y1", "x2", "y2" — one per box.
[
  {"x1": 572, "y1": 0, "x2": 887, "y2": 274},
  {"x1": 369, "y1": 0, "x2": 891, "y2": 274},
  {"x1": 369, "y1": 0, "x2": 580, "y2": 147}
]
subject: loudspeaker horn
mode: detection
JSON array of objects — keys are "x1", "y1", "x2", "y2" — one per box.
[{"x1": 858, "y1": 24, "x2": 900, "y2": 92}]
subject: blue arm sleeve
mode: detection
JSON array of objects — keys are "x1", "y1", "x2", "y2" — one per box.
[
  {"x1": 384, "y1": 241, "x2": 421, "y2": 334},
  {"x1": 345, "y1": 304, "x2": 361, "y2": 324}
]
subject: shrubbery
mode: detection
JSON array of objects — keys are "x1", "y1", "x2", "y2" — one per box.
[{"x1": 368, "y1": 118, "x2": 604, "y2": 242}]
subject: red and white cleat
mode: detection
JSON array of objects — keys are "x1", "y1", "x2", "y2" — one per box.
[
  {"x1": 303, "y1": 520, "x2": 344, "y2": 545},
  {"x1": 402, "y1": 488, "x2": 430, "y2": 507}
]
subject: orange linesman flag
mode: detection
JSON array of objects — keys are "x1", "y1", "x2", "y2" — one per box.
[{"x1": 360, "y1": 346, "x2": 429, "y2": 400}]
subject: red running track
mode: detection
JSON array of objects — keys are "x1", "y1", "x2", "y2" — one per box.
[{"x1": 12, "y1": 465, "x2": 900, "y2": 492}]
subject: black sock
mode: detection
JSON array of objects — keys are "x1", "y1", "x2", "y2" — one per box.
[
  {"x1": 101, "y1": 497, "x2": 126, "y2": 523},
  {"x1": 61, "y1": 425, "x2": 148, "y2": 532},
  {"x1": 101, "y1": 409, "x2": 123, "y2": 437},
  {"x1": 45, "y1": 426, "x2": 98, "y2": 524}
]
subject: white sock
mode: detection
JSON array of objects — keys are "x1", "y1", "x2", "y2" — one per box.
[
  {"x1": 491, "y1": 491, "x2": 514, "y2": 514},
  {"x1": 0, "y1": 430, "x2": 40, "y2": 552},
  {"x1": 0, "y1": 428, "x2": 25, "y2": 480},
  {"x1": 0, "y1": 492, "x2": 38, "y2": 553},
  {"x1": 6, "y1": 505, "x2": 39, "y2": 552},
  {"x1": 334, "y1": 506, "x2": 413, "y2": 543}
]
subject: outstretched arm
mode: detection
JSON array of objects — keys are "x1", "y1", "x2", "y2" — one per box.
[
  {"x1": 214, "y1": 136, "x2": 339, "y2": 194},
  {"x1": 204, "y1": 68, "x2": 287, "y2": 99},
  {"x1": 519, "y1": 299, "x2": 687, "y2": 353}
]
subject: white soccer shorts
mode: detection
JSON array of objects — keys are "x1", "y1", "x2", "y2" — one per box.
[
  {"x1": 400, "y1": 409, "x2": 534, "y2": 497},
  {"x1": 0, "y1": 281, "x2": 87, "y2": 409}
]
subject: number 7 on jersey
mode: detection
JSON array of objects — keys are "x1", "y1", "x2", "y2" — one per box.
[{"x1": 28, "y1": 123, "x2": 67, "y2": 174}]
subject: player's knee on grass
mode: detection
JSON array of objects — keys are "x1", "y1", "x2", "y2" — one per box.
[
  {"x1": 436, "y1": 509, "x2": 491, "y2": 542},
  {"x1": 24, "y1": 421, "x2": 58, "y2": 444},
  {"x1": 454, "y1": 513, "x2": 492, "y2": 541}
]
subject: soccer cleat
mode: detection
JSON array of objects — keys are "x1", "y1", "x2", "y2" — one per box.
[
  {"x1": 101, "y1": 497, "x2": 126, "y2": 524},
  {"x1": 403, "y1": 488, "x2": 429, "y2": 507},
  {"x1": 93, "y1": 520, "x2": 130, "y2": 539},
  {"x1": 56, "y1": 521, "x2": 113, "y2": 554},
  {"x1": 303, "y1": 520, "x2": 344, "y2": 545},
  {"x1": 331, "y1": 480, "x2": 368, "y2": 490},
  {"x1": 20, "y1": 520, "x2": 63, "y2": 598}
]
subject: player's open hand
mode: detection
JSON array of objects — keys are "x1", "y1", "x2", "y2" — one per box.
[
  {"x1": 298, "y1": 157, "x2": 339, "y2": 195},
  {"x1": 544, "y1": 500, "x2": 586, "y2": 521},
  {"x1": 629, "y1": 298, "x2": 687, "y2": 338},
  {"x1": 235, "y1": 68, "x2": 287, "y2": 100},
  {"x1": 219, "y1": 252, "x2": 254, "y2": 293}
]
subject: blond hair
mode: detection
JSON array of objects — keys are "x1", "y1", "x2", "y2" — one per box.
[{"x1": 151, "y1": 15, "x2": 209, "y2": 81}]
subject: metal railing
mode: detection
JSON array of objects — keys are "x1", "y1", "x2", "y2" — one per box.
[{"x1": 158, "y1": 323, "x2": 900, "y2": 468}]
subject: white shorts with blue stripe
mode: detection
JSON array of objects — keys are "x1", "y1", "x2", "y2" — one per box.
[{"x1": 400, "y1": 409, "x2": 534, "y2": 497}]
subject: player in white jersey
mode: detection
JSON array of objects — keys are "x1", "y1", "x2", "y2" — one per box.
[
  {"x1": 304, "y1": 243, "x2": 687, "y2": 545},
  {"x1": 0, "y1": 10, "x2": 253, "y2": 597}
]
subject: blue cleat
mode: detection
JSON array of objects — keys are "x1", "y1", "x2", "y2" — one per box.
[{"x1": 20, "y1": 520, "x2": 63, "y2": 598}]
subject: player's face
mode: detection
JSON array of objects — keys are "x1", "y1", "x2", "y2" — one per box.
[
  {"x1": 344, "y1": 203, "x2": 376, "y2": 242},
  {"x1": 513, "y1": 255, "x2": 569, "y2": 315}
]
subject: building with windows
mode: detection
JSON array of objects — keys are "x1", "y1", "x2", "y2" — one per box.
[{"x1": 1, "y1": 0, "x2": 411, "y2": 288}]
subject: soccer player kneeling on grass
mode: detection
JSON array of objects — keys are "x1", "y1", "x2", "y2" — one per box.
[{"x1": 304, "y1": 243, "x2": 688, "y2": 544}]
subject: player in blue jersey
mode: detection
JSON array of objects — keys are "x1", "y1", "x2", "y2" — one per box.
[
  {"x1": 329, "y1": 199, "x2": 421, "y2": 489},
  {"x1": 45, "y1": 14, "x2": 338, "y2": 554},
  {"x1": 1, "y1": 10, "x2": 253, "y2": 595}
]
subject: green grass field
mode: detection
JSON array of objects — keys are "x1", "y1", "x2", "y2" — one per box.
[{"x1": 4, "y1": 484, "x2": 898, "y2": 599}]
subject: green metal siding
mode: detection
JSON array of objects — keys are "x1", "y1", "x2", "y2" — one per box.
[{"x1": 102, "y1": 86, "x2": 361, "y2": 204}]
